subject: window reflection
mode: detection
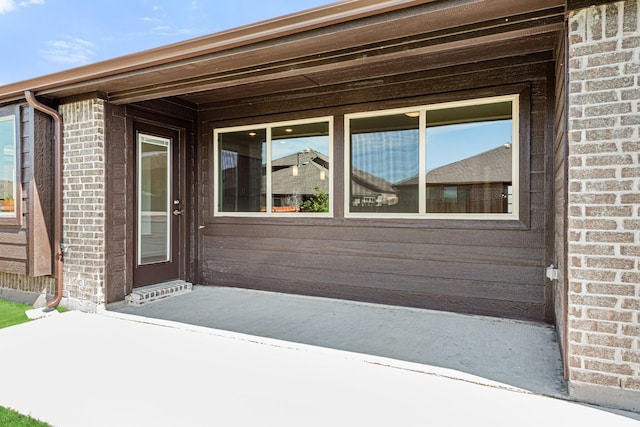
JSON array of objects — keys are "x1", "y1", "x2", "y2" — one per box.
[
  {"x1": 426, "y1": 101, "x2": 513, "y2": 214},
  {"x1": 350, "y1": 113, "x2": 419, "y2": 213},
  {"x1": 217, "y1": 120, "x2": 330, "y2": 215},
  {"x1": 271, "y1": 122, "x2": 330, "y2": 213},
  {"x1": 0, "y1": 116, "x2": 16, "y2": 217},
  {"x1": 219, "y1": 129, "x2": 266, "y2": 213}
]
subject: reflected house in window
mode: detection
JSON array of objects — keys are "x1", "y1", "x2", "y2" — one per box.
[
  {"x1": 351, "y1": 168, "x2": 398, "y2": 210},
  {"x1": 269, "y1": 148, "x2": 329, "y2": 212},
  {"x1": 424, "y1": 144, "x2": 513, "y2": 214}
]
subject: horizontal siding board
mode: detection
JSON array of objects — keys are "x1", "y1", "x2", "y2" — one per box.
[
  {"x1": 203, "y1": 246, "x2": 543, "y2": 288},
  {"x1": 202, "y1": 257, "x2": 543, "y2": 303},
  {"x1": 205, "y1": 272, "x2": 545, "y2": 321},
  {"x1": 0, "y1": 244, "x2": 28, "y2": 260},
  {"x1": 205, "y1": 235, "x2": 543, "y2": 267},
  {"x1": 204, "y1": 224, "x2": 544, "y2": 249},
  {"x1": 0, "y1": 230, "x2": 27, "y2": 245},
  {"x1": 0, "y1": 259, "x2": 27, "y2": 275}
]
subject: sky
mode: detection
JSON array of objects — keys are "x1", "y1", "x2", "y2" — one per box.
[{"x1": 0, "y1": 0, "x2": 333, "y2": 86}]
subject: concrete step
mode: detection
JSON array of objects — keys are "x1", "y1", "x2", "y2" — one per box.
[{"x1": 126, "y1": 281, "x2": 192, "y2": 306}]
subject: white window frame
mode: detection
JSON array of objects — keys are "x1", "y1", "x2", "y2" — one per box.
[
  {"x1": 214, "y1": 116, "x2": 333, "y2": 218},
  {"x1": 0, "y1": 114, "x2": 17, "y2": 220},
  {"x1": 344, "y1": 94, "x2": 520, "y2": 220}
]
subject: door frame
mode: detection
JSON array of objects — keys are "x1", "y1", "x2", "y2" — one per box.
[{"x1": 129, "y1": 114, "x2": 191, "y2": 289}]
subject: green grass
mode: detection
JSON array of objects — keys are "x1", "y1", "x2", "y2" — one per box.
[
  {"x1": 0, "y1": 299, "x2": 36, "y2": 329},
  {"x1": 0, "y1": 299, "x2": 67, "y2": 329},
  {"x1": 0, "y1": 406, "x2": 51, "y2": 427}
]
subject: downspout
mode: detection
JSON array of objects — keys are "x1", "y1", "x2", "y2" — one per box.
[{"x1": 24, "y1": 91, "x2": 64, "y2": 310}]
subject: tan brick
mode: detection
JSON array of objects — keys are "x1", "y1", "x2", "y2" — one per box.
[
  {"x1": 570, "y1": 331, "x2": 584, "y2": 343},
  {"x1": 586, "y1": 334, "x2": 634, "y2": 349},
  {"x1": 569, "y1": 193, "x2": 617, "y2": 204},
  {"x1": 570, "y1": 344, "x2": 616, "y2": 360},
  {"x1": 585, "y1": 257, "x2": 635, "y2": 270},
  {"x1": 621, "y1": 245, "x2": 640, "y2": 257},
  {"x1": 569, "y1": 230, "x2": 583, "y2": 241},
  {"x1": 621, "y1": 298, "x2": 640, "y2": 310},
  {"x1": 622, "y1": 167, "x2": 640, "y2": 178},
  {"x1": 621, "y1": 141, "x2": 640, "y2": 153},
  {"x1": 570, "y1": 142, "x2": 618, "y2": 154},
  {"x1": 571, "y1": 370, "x2": 620, "y2": 387},
  {"x1": 621, "y1": 272, "x2": 640, "y2": 283},
  {"x1": 621, "y1": 193, "x2": 640, "y2": 204},
  {"x1": 586, "y1": 308, "x2": 633, "y2": 322},
  {"x1": 571, "y1": 268, "x2": 617, "y2": 281},
  {"x1": 584, "y1": 360, "x2": 635, "y2": 376},
  {"x1": 569, "y1": 156, "x2": 583, "y2": 167},
  {"x1": 622, "y1": 377, "x2": 640, "y2": 391},
  {"x1": 571, "y1": 282, "x2": 585, "y2": 293},
  {"x1": 570, "y1": 256, "x2": 583, "y2": 268},
  {"x1": 569, "y1": 205, "x2": 584, "y2": 217},
  {"x1": 622, "y1": 350, "x2": 640, "y2": 364},
  {"x1": 585, "y1": 180, "x2": 634, "y2": 192},
  {"x1": 570, "y1": 294, "x2": 619, "y2": 308},
  {"x1": 570, "y1": 244, "x2": 616, "y2": 255},
  {"x1": 586, "y1": 283, "x2": 636, "y2": 296},
  {"x1": 585, "y1": 231, "x2": 635, "y2": 243},
  {"x1": 621, "y1": 324, "x2": 640, "y2": 337},
  {"x1": 571, "y1": 319, "x2": 619, "y2": 334},
  {"x1": 569, "y1": 356, "x2": 583, "y2": 368},
  {"x1": 623, "y1": 219, "x2": 640, "y2": 230}
]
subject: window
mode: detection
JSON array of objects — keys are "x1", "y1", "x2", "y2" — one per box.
[
  {"x1": 346, "y1": 95, "x2": 519, "y2": 219},
  {"x1": 0, "y1": 114, "x2": 17, "y2": 219},
  {"x1": 215, "y1": 117, "x2": 332, "y2": 216}
]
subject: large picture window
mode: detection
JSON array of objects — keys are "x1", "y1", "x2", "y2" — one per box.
[
  {"x1": 346, "y1": 95, "x2": 519, "y2": 219},
  {"x1": 0, "y1": 115, "x2": 17, "y2": 219},
  {"x1": 215, "y1": 118, "x2": 332, "y2": 216}
]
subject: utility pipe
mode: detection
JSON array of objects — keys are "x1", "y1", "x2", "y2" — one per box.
[{"x1": 24, "y1": 91, "x2": 64, "y2": 309}]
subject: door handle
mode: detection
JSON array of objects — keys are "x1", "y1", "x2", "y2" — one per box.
[{"x1": 173, "y1": 209, "x2": 184, "y2": 216}]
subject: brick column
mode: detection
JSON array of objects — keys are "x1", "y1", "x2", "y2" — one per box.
[
  {"x1": 567, "y1": 0, "x2": 640, "y2": 412},
  {"x1": 59, "y1": 99, "x2": 107, "y2": 311}
]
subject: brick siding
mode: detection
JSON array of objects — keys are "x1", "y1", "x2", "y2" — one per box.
[
  {"x1": 59, "y1": 99, "x2": 107, "y2": 311},
  {"x1": 567, "y1": 0, "x2": 640, "y2": 411}
]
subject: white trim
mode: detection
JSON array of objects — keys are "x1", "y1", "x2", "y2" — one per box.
[
  {"x1": 214, "y1": 116, "x2": 333, "y2": 218},
  {"x1": 344, "y1": 94, "x2": 520, "y2": 220}
]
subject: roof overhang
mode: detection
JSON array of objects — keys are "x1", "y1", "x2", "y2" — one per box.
[{"x1": 0, "y1": 0, "x2": 565, "y2": 107}]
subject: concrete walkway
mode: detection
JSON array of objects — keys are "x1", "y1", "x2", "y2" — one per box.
[
  {"x1": 114, "y1": 286, "x2": 567, "y2": 397},
  {"x1": 1, "y1": 309, "x2": 638, "y2": 427}
]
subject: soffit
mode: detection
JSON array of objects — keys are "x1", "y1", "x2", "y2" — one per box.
[{"x1": 0, "y1": 0, "x2": 565, "y2": 106}]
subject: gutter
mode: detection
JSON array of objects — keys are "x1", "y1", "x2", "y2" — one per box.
[{"x1": 24, "y1": 91, "x2": 64, "y2": 310}]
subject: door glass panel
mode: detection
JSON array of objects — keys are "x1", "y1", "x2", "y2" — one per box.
[{"x1": 138, "y1": 133, "x2": 171, "y2": 265}]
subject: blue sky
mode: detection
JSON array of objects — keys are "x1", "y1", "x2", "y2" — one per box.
[{"x1": 0, "y1": 0, "x2": 332, "y2": 86}]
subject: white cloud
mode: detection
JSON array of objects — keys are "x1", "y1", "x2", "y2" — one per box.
[
  {"x1": 0, "y1": 0, "x2": 43, "y2": 13},
  {"x1": 40, "y1": 37, "x2": 96, "y2": 65},
  {"x1": 0, "y1": 0, "x2": 16, "y2": 13}
]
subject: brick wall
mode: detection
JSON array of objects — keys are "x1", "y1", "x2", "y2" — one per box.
[
  {"x1": 567, "y1": 0, "x2": 640, "y2": 412},
  {"x1": 59, "y1": 99, "x2": 107, "y2": 311}
]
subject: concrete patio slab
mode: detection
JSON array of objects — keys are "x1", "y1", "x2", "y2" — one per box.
[
  {"x1": 113, "y1": 286, "x2": 567, "y2": 397},
  {"x1": 1, "y1": 311, "x2": 638, "y2": 427}
]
